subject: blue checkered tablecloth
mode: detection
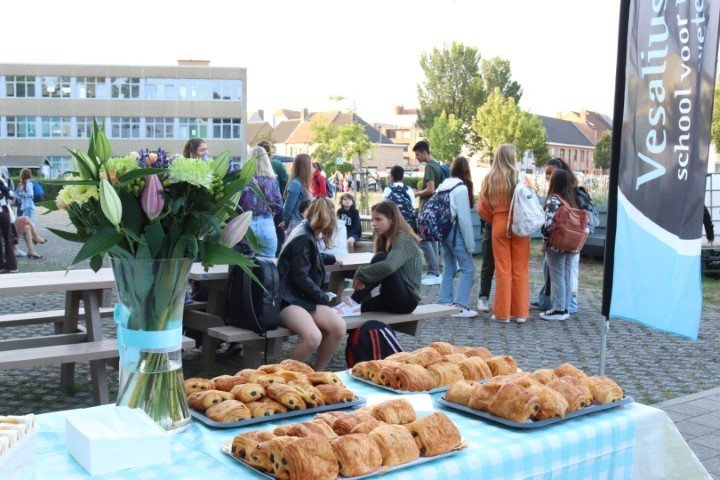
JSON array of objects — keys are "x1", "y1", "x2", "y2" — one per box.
[{"x1": 29, "y1": 371, "x2": 642, "y2": 479}]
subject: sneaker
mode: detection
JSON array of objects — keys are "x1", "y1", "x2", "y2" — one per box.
[
  {"x1": 451, "y1": 307, "x2": 478, "y2": 318},
  {"x1": 513, "y1": 317, "x2": 527, "y2": 324},
  {"x1": 530, "y1": 302, "x2": 541, "y2": 310},
  {"x1": 334, "y1": 298, "x2": 361, "y2": 317},
  {"x1": 15, "y1": 249, "x2": 27, "y2": 257},
  {"x1": 421, "y1": 274, "x2": 441, "y2": 286},
  {"x1": 539, "y1": 310, "x2": 569, "y2": 321},
  {"x1": 477, "y1": 298, "x2": 490, "y2": 312},
  {"x1": 491, "y1": 314, "x2": 510, "y2": 324}
]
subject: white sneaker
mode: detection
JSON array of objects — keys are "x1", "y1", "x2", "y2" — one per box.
[
  {"x1": 334, "y1": 299, "x2": 361, "y2": 317},
  {"x1": 451, "y1": 307, "x2": 478, "y2": 318},
  {"x1": 421, "y1": 274, "x2": 441, "y2": 286},
  {"x1": 539, "y1": 310, "x2": 569, "y2": 321},
  {"x1": 15, "y1": 249, "x2": 27, "y2": 257},
  {"x1": 491, "y1": 314, "x2": 510, "y2": 324},
  {"x1": 477, "y1": 298, "x2": 490, "y2": 312},
  {"x1": 513, "y1": 317, "x2": 527, "y2": 324}
]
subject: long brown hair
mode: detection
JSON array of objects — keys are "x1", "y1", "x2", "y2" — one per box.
[
  {"x1": 372, "y1": 201, "x2": 420, "y2": 253},
  {"x1": 19, "y1": 168, "x2": 32, "y2": 187},
  {"x1": 287, "y1": 153, "x2": 313, "y2": 197},
  {"x1": 305, "y1": 197, "x2": 337, "y2": 245},
  {"x1": 547, "y1": 169, "x2": 577, "y2": 208},
  {"x1": 481, "y1": 144, "x2": 517, "y2": 206},
  {"x1": 451, "y1": 156, "x2": 474, "y2": 207}
]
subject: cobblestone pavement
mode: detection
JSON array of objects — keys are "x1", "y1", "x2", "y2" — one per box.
[{"x1": 1, "y1": 210, "x2": 719, "y2": 474}]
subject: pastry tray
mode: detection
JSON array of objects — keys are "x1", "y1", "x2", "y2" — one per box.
[
  {"x1": 348, "y1": 371, "x2": 449, "y2": 395},
  {"x1": 221, "y1": 438, "x2": 468, "y2": 479},
  {"x1": 191, "y1": 396, "x2": 366, "y2": 429},
  {"x1": 435, "y1": 395, "x2": 634, "y2": 429}
]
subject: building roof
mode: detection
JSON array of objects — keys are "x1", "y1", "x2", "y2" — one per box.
[
  {"x1": 1, "y1": 155, "x2": 44, "y2": 168},
  {"x1": 283, "y1": 111, "x2": 392, "y2": 145},
  {"x1": 247, "y1": 121, "x2": 272, "y2": 145},
  {"x1": 538, "y1": 115, "x2": 594, "y2": 148},
  {"x1": 272, "y1": 120, "x2": 301, "y2": 143},
  {"x1": 274, "y1": 109, "x2": 301, "y2": 120}
]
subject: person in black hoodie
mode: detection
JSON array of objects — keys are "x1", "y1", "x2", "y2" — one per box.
[
  {"x1": 0, "y1": 177, "x2": 18, "y2": 273},
  {"x1": 277, "y1": 197, "x2": 346, "y2": 370},
  {"x1": 337, "y1": 193, "x2": 362, "y2": 252},
  {"x1": 704, "y1": 206, "x2": 715, "y2": 245}
]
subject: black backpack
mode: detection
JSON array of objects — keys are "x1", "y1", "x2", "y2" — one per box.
[
  {"x1": 387, "y1": 184, "x2": 417, "y2": 231},
  {"x1": 345, "y1": 320, "x2": 404, "y2": 368}
]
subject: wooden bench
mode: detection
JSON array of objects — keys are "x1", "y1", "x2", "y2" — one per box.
[
  {"x1": 205, "y1": 304, "x2": 459, "y2": 369},
  {"x1": 0, "y1": 307, "x2": 115, "y2": 328}
]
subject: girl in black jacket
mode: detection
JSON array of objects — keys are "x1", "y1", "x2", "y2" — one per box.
[
  {"x1": 277, "y1": 198, "x2": 346, "y2": 370},
  {"x1": 337, "y1": 193, "x2": 362, "y2": 252}
]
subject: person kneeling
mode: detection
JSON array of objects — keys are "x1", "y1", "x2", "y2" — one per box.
[{"x1": 335, "y1": 201, "x2": 422, "y2": 317}]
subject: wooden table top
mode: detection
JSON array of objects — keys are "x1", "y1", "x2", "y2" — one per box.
[{"x1": 0, "y1": 268, "x2": 116, "y2": 295}]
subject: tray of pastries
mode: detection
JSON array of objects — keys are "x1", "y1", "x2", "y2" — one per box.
[
  {"x1": 186, "y1": 359, "x2": 365, "y2": 428},
  {"x1": 437, "y1": 362, "x2": 632, "y2": 429},
  {"x1": 350, "y1": 342, "x2": 519, "y2": 394},
  {"x1": 222, "y1": 397, "x2": 468, "y2": 479}
]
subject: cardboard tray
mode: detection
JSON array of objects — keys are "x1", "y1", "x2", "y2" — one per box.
[
  {"x1": 191, "y1": 396, "x2": 366, "y2": 429},
  {"x1": 348, "y1": 371, "x2": 449, "y2": 395},
  {"x1": 435, "y1": 395, "x2": 634, "y2": 429}
]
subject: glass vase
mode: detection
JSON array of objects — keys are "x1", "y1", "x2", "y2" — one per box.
[{"x1": 111, "y1": 257, "x2": 192, "y2": 434}]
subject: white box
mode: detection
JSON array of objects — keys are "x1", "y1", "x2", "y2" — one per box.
[
  {"x1": 0, "y1": 430, "x2": 37, "y2": 480},
  {"x1": 65, "y1": 405, "x2": 171, "y2": 476}
]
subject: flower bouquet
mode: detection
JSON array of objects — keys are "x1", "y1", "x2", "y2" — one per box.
[{"x1": 44, "y1": 121, "x2": 262, "y2": 433}]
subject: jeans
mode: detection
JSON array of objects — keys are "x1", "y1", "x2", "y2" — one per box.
[
  {"x1": 536, "y1": 257, "x2": 553, "y2": 310},
  {"x1": 545, "y1": 248, "x2": 576, "y2": 312},
  {"x1": 569, "y1": 253, "x2": 579, "y2": 313},
  {"x1": 251, "y1": 214, "x2": 278, "y2": 259},
  {"x1": 420, "y1": 240, "x2": 439, "y2": 276},
  {"x1": 351, "y1": 252, "x2": 417, "y2": 314},
  {"x1": 478, "y1": 221, "x2": 495, "y2": 299},
  {"x1": 537, "y1": 255, "x2": 578, "y2": 312},
  {"x1": 439, "y1": 227, "x2": 476, "y2": 308}
]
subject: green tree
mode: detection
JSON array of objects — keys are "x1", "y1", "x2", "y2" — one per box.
[
  {"x1": 472, "y1": 88, "x2": 549, "y2": 165},
  {"x1": 594, "y1": 131, "x2": 612, "y2": 171},
  {"x1": 481, "y1": 57, "x2": 523, "y2": 104},
  {"x1": 712, "y1": 84, "x2": 720, "y2": 153},
  {"x1": 425, "y1": 112, "x2": 464, "y2": 163}
]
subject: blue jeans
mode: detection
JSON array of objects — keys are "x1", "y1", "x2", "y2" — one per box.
[
  {"x1": 538, "y1": 254, "x2": 579, "y2": 312},
  {"x1": 439, "y1": 228, "x2": 476, "y2": 308},
  {"x1": 569, "y1": 253, "x2": 579, "y2": 313},
  {"x1": 545, "y1": 248, "x2": 576, "y2": 312},
  {"x1": 420, "y1": 240, "x2": 439, "y2": 276},
  {"x1": 251, "y1": 214, "x2": 278, "y2": 258}
]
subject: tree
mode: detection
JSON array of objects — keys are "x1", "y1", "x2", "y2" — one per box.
[
  {"x1": 481, "y1": 57, "x2": 523, "y2": 105},
  {"x1": 594, "y1": 131, "x2": 612, "y2": 171},
  {"x1": 472, "y1": 88, "x2": 549, "y2": 165},
  {"x1": 425, "y1": 112, "x2": 464, "y2": 163},
  {"x1": 712, "y1": 84, "x2": 720, "y2": 153}
]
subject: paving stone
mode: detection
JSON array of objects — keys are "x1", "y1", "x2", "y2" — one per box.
[
  {"x1": 674, "y1": 420, "x2": 719, "y2": 440},
  {"x1": 663, "y1": 403, "x2": 715, "y2": 417},
  {"x1": 703, "y1": 456, "x2": 720, "y2": 476},
  {"x1": 689, "y1": 414, "x2": 720, "y2": 429},
  {"x1": 664, "y1": 409, "x2": 692, "y2": 423},
  {"x1": 690, "y1": 434, "x2": 720, "y2": 452},
  {"x1": 687, "y1": 441, "x2": 720, "y2": 461}
]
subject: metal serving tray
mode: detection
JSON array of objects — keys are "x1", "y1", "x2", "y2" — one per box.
[
  {"x1": 348, "y1": 371, "x2": 449, "y2": 395},
  {"x1": 191, "y1": 396, "x2": 366, "y2": 429},
  {"x1": 435, "y1": 395, "x2": 634, "y2": 429}
]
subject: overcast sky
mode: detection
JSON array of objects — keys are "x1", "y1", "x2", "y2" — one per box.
[{"x1": 4, "y1": 0, "x2": 621, "y2": 123}]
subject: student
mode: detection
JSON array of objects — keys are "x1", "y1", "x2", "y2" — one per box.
[
  {"x1": 0, "y1": 175, "x2": 18, "y2": 273},
  {"x1": 277, "y1": 198, "x2": 346, "y2": 371},
  {"x1": 437, "y1": 156, "x2": 477, "y2": 317},
  {"x1": 383, "y1": 165, "x2": 416, "y2": 230},
  {"x1": 539, "y1": 169, "x2": 580, "y2": 321},
  {"x1": 337, "y1": 193, "x2": 361, "y2": 252},
  {"x1": 15, "y1": 169, "x2": 36, "y2": 222},
  {"x1": 281, "y1": 154, "x2": 313, "y2": 235},
  {"x1": 477, "y1": 144, "x2": 530, "y2": 324},
  {"x1": 412, "y1": 141, "x2": 442, "y2": 286},
  {"x1": 703, "y1": 206, "x2": 714, "y2": 245},
  {"x1": 258, "y1": 141, "x2": 289, "y2": 196},
  {"x1": 476, "y1": 219, "x2": 494, "y2": 313},
  {"x1": 311, "y1": 162, "x2": 327, "y2": 198},
  {"x1": 183, "y1": 138, "x2": 209, "y2": 160},
  {"x1": 334, "y1": 201, "x2": 423, "y2": 316}
]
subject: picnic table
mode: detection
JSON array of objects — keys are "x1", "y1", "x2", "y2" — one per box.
[{"x1": 26, "y1": 371, "x2": 711, "y2": 479}]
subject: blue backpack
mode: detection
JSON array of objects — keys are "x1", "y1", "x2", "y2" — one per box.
[
  {"x1": 32, "y1": 181, "x2": 45, "y2": 202},
  {"x1": 417, "y1": 183, "x2": 462, "y2": 242},
  {"x1": 324, "y1": 176, "x2": 335, "y2": 198},
  {"x1": 438, "y1": 163, "x2": 450, "y2": 183},
  {"x1": 387, "y1": 184, "x2": 417, "y2": 231}
]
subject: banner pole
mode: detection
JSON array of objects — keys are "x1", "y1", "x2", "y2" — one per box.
[{"x1": 599, "y1": 317, "x2": 610, "y2": 375}]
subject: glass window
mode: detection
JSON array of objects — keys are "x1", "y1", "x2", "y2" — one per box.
[
  {"x1": 179, "y1": 118, "x2": 208, "y2": 138},
  {"x1": 47, "y1": 156, "x2": 73, "y2": 178},
  {"x1": 110, "y1": 117, "x2": 141, "y2": 138},
  {"x1": 5, "y1": 76, "x2": 36, "y2": 97},
  {"x1": 211, "y1": 80, "x2": 242, "y2": 100},
  {"x1": 76, "y1": 116, "x2": 96, "y2": 138},
  {"x1": 41, "y1": 116, "x2": 72, "y2": 137},
  {"x1": 145, "y1": 117, "x2": 175, "y2": 138},
  {"x1": 111, "y1": 78, "x2": 140, "y2": 99},
  {"x1": 213, "y1": 118, "x2": 241, "y2": 139},
  {"x1": 6, "y1": 116, "x2": 37, "y2": 137},
  {"x1": 76, "y1": 77, "x2": 107, "y2": 98},
  {"x1": 41, "y1": 76, "x2": 71, "y2": 98}
]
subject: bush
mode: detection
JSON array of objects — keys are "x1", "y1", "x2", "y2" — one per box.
[{"x1": 403, "y1": 177, "x2": 421, "y2": 189}]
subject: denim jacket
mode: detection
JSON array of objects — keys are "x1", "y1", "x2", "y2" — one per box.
[
  {"x1": 16, "y1": 181, "x2": 35, "y2": 212},
  {"x1": 282, "y1": 178, "x2": 307, "y2": 225}
]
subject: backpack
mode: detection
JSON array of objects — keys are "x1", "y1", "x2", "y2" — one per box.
[
  {"x1": 438, "y1": 163, "x2": 451, "y2": 183},
  {"x1": 549, "y1": 196, "x2": 590, "y2": 253},
  {"x1": 507, "y1": 184, "x2": 544, "y2": 237},
  {"x1": 574, "y1": 187, "x2": 600, "y2": 234},
  {"x1": 32, "y1": 181, "x2": 45, "y2": 202},
  {"x1": 345, "y1": 320, "x2": 404, "y2": 368},
  {"x1": 324, "y1": 176, "x2": 335, "y2": 198},
  {"x1": 387, "y1": 184, "x2": 417, "y2": 231},
  {"x1": 417, "y1": 183, "x2": 462, "y2": 242}
]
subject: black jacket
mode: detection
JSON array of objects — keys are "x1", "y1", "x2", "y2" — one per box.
[
  {"x1": 277, "y1": 223, "x2": 336, "y2": 311},
  {"x1": 337, "y1": 206, "x2": 362, "y2": 239},
  {"x1": 704, "y1": 206, "x2": 715, "y2": 242}
]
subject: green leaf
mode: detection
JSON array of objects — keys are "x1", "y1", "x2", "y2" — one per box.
[
  {"x1": 135, "y1": 243, "x2": 152, "y2": 260},
  {"x1": 118, "y1": 168, "x2": 168, "y2": 184},
  {"x1": 71, "y1": 227, "x2": 123, "y2": 266},
  {"x1": 66, "y1": 148, "x2": 94, "y2": 180},
  {"x1": 47, "y1": 227, "x2": 89, "y2": 243},
  {"x1": 248, "y1": 183, "x2": 269, "y2": 206},
  {"x1": 39, "y1": 178, "x2": 98, "y2": 186},
  {"x1": 145, "y1": 221, "x2": 165, "y2": 258},
  {"x1": 93, "y1": 119, "x2": 111, "y2": 162},
  {"x1": 109, "y1": 245, "x2": 134, "y2": 259},
  {"x1": 123, "y1": 229, "x2": 147, "y2": 245},
  {"x1": 244, "y1": 227, "x2": 266, "y2": 253},
  {"x1": 119, "y1": 189, "x2": 143, "y2": 235},
  {"x1": 90, "y1": 254, "x2": 104, "y2": 272},
  {"x1": 203, "y1": 242, "x2": 264, "y2": 288},
  {"x1": 172, "y1": 235, "x2": 190, "y2": 258},
  {"x1": 38, "y1": 200, "x2": 60, "y2": 212}
]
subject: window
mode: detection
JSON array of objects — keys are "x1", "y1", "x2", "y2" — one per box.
[
  {"x1": 145, "y1": 117, "x2": 175, "y2": 138},
  {"x1": 76, "y1": 77, "x2": 107, "y2": 98},
  {"x1": 229, "y1": 156, "x2": 242, "y2": 172},
  {"x1": 41, "y1": 76, "x2": 71, "y2": 98},
  {"x1": 41, "y1": 116, "x2": 72, "y2": 137},
  {"x1": 560, "y1": 148, "x2": 565, "y2": 159},
  {"x1": 179, "y1": 118, "x2": 208, "y2": 138},
  {"x1": 111, "y1": 78, "x2": 140, "y2": 99},
  {"x1": 111, "y1": 117, "x2": 141, "y2": 138},
  {"x1": 47, "y1": 156, "x2": 73, "y2": 177},
  {"x1": 145, "y1": 78, "x2": 176, "y2": 99},
  {"x1": 213, "y1": 118, "x2": 241, "y2": 139},
  {"x1": 6, "y1": 116, "x2": 37, "y2": 137},
  {"x1": 76, "y1": 116, "x2": 96, "y2": 138},
  {"x1": 5, "y1": 76, "x2": 36, "y2": 97},
  {"x1": 211, "y1": 80, "x2": 242, "y2": 100}
]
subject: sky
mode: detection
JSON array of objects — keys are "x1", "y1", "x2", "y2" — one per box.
[{"x1": 4, "y1": 0, "x2": 622, "y2": 124}]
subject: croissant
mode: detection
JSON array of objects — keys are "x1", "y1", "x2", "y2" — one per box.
[
  {"x1": 331, "y1": 433, "x2": 383, "y2": 477},
  {"x1": 246, "y1": 439, "x2": 276, "y2": 472},
  {"x1": 457, "y1": 357, "x2": 492, "y2": 381},
  {"x1": 363, "y1": 360, "x2": 386, "y2": 382},
  {"x1": 427, "y1": 341, "x2": 458, "y2": 355},
  {"x1": 371, "y1": 398, "x2": 417, "y2": 424},
  {"x1": 267, "y1": 384, "x2": 307, "y2": 410},
  {"x1": 315, "y1": 384, "x2": 356, "y2": 404},
  {"x1": 467, "y1": 382, "x2": 503, "y2": 411},
  {"x1": 187, "y1": 390, "x2": 234, "y2": 411},
  {"x1": 561, "y1": 376, "x2": 594, "y2": 405},
  {"x1": 184, "y1": 378, "x2": 214, "y2": 395},
  {"x1": 247, "y1": 397, "x2": 288, "y2": 417},
  {"x1": 274, "y1": 370, "x2": 308, "y2": 383},
  {"x1": 261, "y1": 436, "x2": 300, "y2": 477},
  {"x1": 290, "y1": 384, "x2": 324, "y2": 407},
  {"x1": 231, "y1": 430, "x2": 275, "y2": 461},
  {"x1": 279, "y1": 359, "x2": 315, "y2": 374},
  {"x1": 351, "y1": 361, "x2": 370, "y2": 379},
  {"x1": 257, "y1": 374, "x2": 287, "y2": 388},
  {"x1": 350, "y1": 418, "x2": 386, "y2": 434},
  {"x1": 404, "y1": 347, "x2": 443, "y2": 367},
  {"x1": 385, "y1": 351, "x2": 411, "y2": 362},
  {"x1": 211, "y1": 375, "x2": 248, "y2": 392},
  {"x1": 275, "y1": 436, "x2": 339, "y2": 480},
  {"x1": 286, "y1": 420, "x2": 338, "y2": 440},
  {"x1": 377, "y1": 362, "x2": 403, "y2": 388},
  {"x1": 531, "y1": 369, "x2": 558, "y2": 385},
  {"x1": 273, "y1": 424, "x2": 295, "y2": 436},
  {"x1": 486, "y1": 355, "x2": 519, "y2": 376},
  {"x1": 442, "y1": 353, "x2": 468, "y2": 364},
  {"x1": 487, "y1": 383, "x2": 541, "y2": 423},
  {"x1": 331, "y1": 411, "x2": 376, "y2": 435},
  {"x1": 236, "y1": 369, "x2": 262, "y2": 383},
  {"x1": 426, "y1": 362, "x2": 464, "y2": 387},
  {"x1": 230, "y1": 383, "x2": 266, "y2": 403},
  {"x1": 406, "y1": 412, "x2": 461, "y2": 457},
  {"x1": 395, "y1": 364, "x2": 439, "y2": 391},
  {"x1": 306, "y1": 372, "x2": 344, "y2": 387},
  {"x1": 508, "y1": 376, "x2": 569, "y2": 420},
  {"x1": 370, "y1": 424, "x2": 421, "y2": 467},
  {"x1": 464, "y1": 347, "x2": 493, "y2": 359},
  {"x1": 554, "y1": 363, "x2": 594, "y2": 390},
  {"x1": 314, "y1": 411, "x2": 346, "y2": 427},
  {"x1": 258, "y1": 363, "x2": 283, "y2": 373},
  {"x1": 445, "y1": 380, "x2": 476, "y2": 406},
  {"x1": 588, "y1": 376, "x2": 624, "y2": 404},
  {"x1": 455, "y1": 346, "x2": 473, "y2": 354},
  {"x1": 205, "y1": 399, "x2": 252, "y2": 423}
]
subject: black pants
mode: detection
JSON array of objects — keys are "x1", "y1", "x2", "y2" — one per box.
[
  {"x1": 274, "y1": 212, "x2": 286, "y2": 256},
  {"x1": 478, "y1": 220, "x2": 495, "y2": 299},
  {"x1": 0, "y1": 207, "x2": 17, "y2": 271},
  {"x1": 351, "y1": 252, "x2": 417, "y2": 314}
]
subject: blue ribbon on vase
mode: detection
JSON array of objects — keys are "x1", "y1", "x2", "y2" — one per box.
[{"x1": 114, "y1": 303, "x2": 182, "y2": 353}]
